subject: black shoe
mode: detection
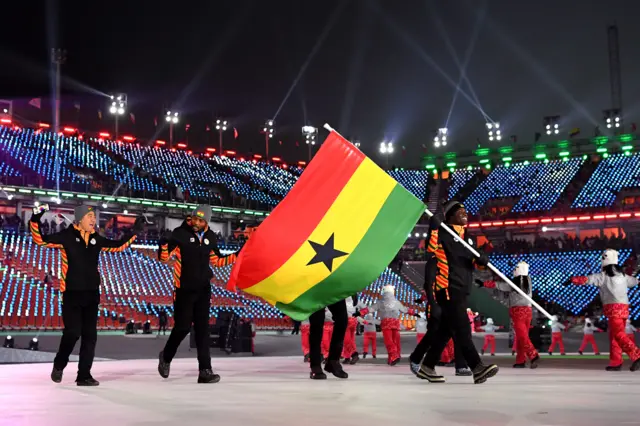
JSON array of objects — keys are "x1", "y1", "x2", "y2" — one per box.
[
  {"x1": 303, "y1": 354, "x2": 310, "y2": 363},
  {"x1": 76, "y1": 376, "x2": 99, "y2": 386},
  {"x1": 198, "y1": 369, "x2": 221, "y2": 384},
  {"x1": 158, "y1": 351, "x2": 170, "y2": 378},
  {"x1": 530, "y1": 355, "x2": 540, "y2": 369},
  {"x1": 324, "y1": 360, "x2": 348, "y2": 379},
  {"x1": 372, "y1": 355, "x2": 376, "y2": 359},
  {"x1": 390, "y1": 357, "x2": 400, "y2": 366},
  {"x1": 310, "y1": 366, "x2": 327, "y2": 380},
  {"x1": 595, "y1": 353, "x2": 601, "y2": 355},
  {"x1": 491, "y1": 353, "x2": 495, "y2": 356},
  {"x1": 481, "y1": 349, "x2": 485, "y2": 355},
  {"x1": 417, "y1": 365, "x2": 445, "y2": 383},
  {"x1": 51, "y1": 367, "x2": 63, "y2": 383},
  {"x1": 561, "y1": 353, "x2": 566, "y2": 356},
  {"x1": 511, "y1": 351, "x2": 515, "y2": 356},
  {"x1": 472, "y1": 364, "x2": 499, "y2": 384},
  {"x1": 606, "y1": 365, "x2": 622, "y2": 371},
  {"x1": 349, "y1": 353, "x2": 360, "y2": 365},
  {"x1": 631, "y1": 358, "x2": 640, "y2": 372},
  {"x1": 456, "y1": 367, "x2": 473, "y2": 376},
  {"x1": 513, "y1": 363, "x2": 526, "y2": 368},
  {"x1": 578, "y1": 351, "x2": 583, "y2": 355},
  {"x1": 362, "y1": 352, "x2": 368, "y2": 359}
]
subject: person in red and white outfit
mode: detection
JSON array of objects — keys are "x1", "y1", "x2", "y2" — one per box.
[
  {"x1": 570, "y1": 249, "x2": 640, "y2": 371},
  {"x1": 416, "y1": 312, "x2": 428, "y2": 343},
  {"x1": 300, "y1": 318, "x2": 310, "y2": 362},
  {"x1": 358, "y1": 313, "x2": 380, "y2": 358},
  {"x1": 626, "y1": 319, "x2": 637, "y2": 344},
  {"x1": 341, "y1": 295, "x2": 360, "y2": 364},
  {"x1": 578, "y1": 318, "x2": 601, "y2": 355},
  {"x1": 359, "y1": 285, "x2": 416, "y2": 365},
  {"x1": 479, "y1": 261, "x2": 540, "y2": 368},
  {"x1": 548, "y1": 315, "x2": 566, "y2": 355},
  {"x1": 467, "y1": 308, "x2": 479, "y2": 333},
  {"x1": 479, "y1": 318, "x2": 501, "y2": 356}
]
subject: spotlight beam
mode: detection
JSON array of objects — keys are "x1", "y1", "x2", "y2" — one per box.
[{"x1": 372, "y1": 4, "x2": 487, "y2": 119}]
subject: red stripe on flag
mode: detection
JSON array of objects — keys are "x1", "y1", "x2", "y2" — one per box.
[{"x1": 228, "y1": 132, "x2": 365, "y2": 290}]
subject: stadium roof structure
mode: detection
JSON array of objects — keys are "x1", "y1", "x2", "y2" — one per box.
[{"x1": 421, "y1": 133, "x2": 639, "y2": 173}]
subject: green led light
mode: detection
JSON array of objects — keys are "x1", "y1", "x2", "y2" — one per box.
[
  {"x1": 485, "y1": 164, "x2": 491, "y2": 170},
  {"x1": 544, "y1": 159, "x2": 549, "y2": 164},
  {"x1": 479, "y1": 159, "x2": 490, "y2": 164},
  {"x1": 444, "y1": 152, "x2": 457, "y2": 159},
  {"x1": 625, "y1": 151, "x2": 631, "y2": 156},
  {"x1": 619, "y1": 134, "x2": 634, "y2": 142},
  {"x1": 47, "y1": 191, "x2": 59, "y2": 196},
  {"x1": 449, "y1": 167, "x2": 455, "y2": 172},
  {"x1": 153, "y1": 202, "x2": 163, "y2": 207},
  {"x1": 562, "y1": 157, "x2": 569, "y2": 162},
  {"x1": 504, "y1": 162, "x2": 510, "y2": 168},
  {"x1": 603, "y1": 153, "x2": 609, "y2": 158},
  {"x1": 466, "y1": 165, "x2": 473, "y2": 170},
  {"x1": 596, "y1": 147, "x2": 607, "y2": 153},
  {"x1": 165, "y1": 203, "x2": 177, "y2": 208},
  {"x1": 90, "y1": 195, "x2": 102, "y2": 200},
  {"x1": 425, "y1": 164, "x2": 436, "y2": 169},
  {"x1": 254, "y1": 212, "x2": 264, "y2": 216},
  {"x1": 19, "y1": 189, "x2": 31, "y2": 194},
  {"x1": 502, "y1": 156, "x2": 512, "y2": 162},
  {"x1": 593, "y1": 136, "x2": 608, "y2": 145},
  {"x1": 524, "y1": 160, "x2": 530, "y2": 165},
  {"x1": 61, "y1": 193, "x2": 74, "y2": 198},
  {"x1": 179, "y1": 205, "x2": 189, "y2": 209},
  {"x1": 141, "y1": 201, "x2": 153, "y2": 206},
  {"x1": 582, "y1": 154, "x2": 588, "y2": 160},
  {"x1": 212, "y1": 207, "x2": 223, "y2": 212},
  {"x1": 535, "y1": 153, "x2": 546, "y2": 159},
  {"x1": 33, "y1": 190, "x2": 46, "y2": 195},
  {"x1": 559, "y1": 151, "x2": 570, "y2": 157},
  {"x1": 118, "y1": 198, "x2": 130, "y2": 203},
  {"x1": 498, "y1": 146, "x2": 513, "y2": 154},
  {"x1": 622, "y1": 145, "x2": 633, "y2": 151},
  {"x1": 446, "y1": 162, "x2": 456, "y2": 167},
  {"x1": 77, "y1": 194, "x2": 89, "y2": 199},
  {"x1": 474, "y1": 148, "x2": 490, "y2": 156},
  {"x1": 222, "y1": 209, "x2": 241, "y2": 214},
  {"x1": 104, "y1": 196, "x2": 116, "y2": 201}
]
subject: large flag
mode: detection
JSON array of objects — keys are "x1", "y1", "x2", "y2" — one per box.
[{"x1": 227, "y1": 129, "x2": 425, "y2": 320}]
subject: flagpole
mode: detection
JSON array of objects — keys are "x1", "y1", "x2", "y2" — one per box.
[{"x1": 423, "y1": 208, "x2": 554, "y2": 321}]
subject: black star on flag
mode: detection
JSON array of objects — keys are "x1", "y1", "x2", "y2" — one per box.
[{"x1": 307, "y1": 233, "x2": 348, "y2": 272}]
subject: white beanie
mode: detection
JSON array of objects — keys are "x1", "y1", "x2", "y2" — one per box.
[
  {"x1": 514, "y1": 261, "x2": 529, "y2": 277},
  {"x1": 585, "y1": 318, "x2": 592, "y2": 326},
  {"x1": 601, "y1": 249, "x2": 619, "y2": 267},
  {"x1": 486, "y1": 318, "x2": 494, "y2": 325},
  {"x1": 382, "y1": 285, "x2": 395, "y2": 295}
]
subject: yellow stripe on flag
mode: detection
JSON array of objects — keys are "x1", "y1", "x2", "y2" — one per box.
[{"x1": 248, "y1": 158, "x2": 396, "y2": 304}]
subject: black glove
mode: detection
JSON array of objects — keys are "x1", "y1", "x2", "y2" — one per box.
[
  {"x1": 428, "y1": 302, "x2": 442, "y2": 321},
  {"x1": 159, "y1": 230, "x2": 173, "y2": 246},
  {"x1": 428, "y1": 213, "x2": 443, "y2": 231},
  {"x1": 474, "y1": 279, "x2": 485, "y2": 288},
  {"x1": 476, "y1": 253, "x2": 489, "y2": 267},
  {"x1": 132, "y1": 216, "x2": 145, "y2": 234},
  {"x1": 352, "y1": 310, "x2": 361, "y2": 318},
  {"x1": 30, "y1": 210, "x2": 45, "y2": 223}
]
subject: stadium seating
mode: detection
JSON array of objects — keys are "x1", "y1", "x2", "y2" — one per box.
[
  {"x1": 448, "y1": 168, "x2": 479, "y2": 200},
  {"x1": 386, "y1": 170, "x2": 429, "y2": 201},
  {"x1": 572, "y1": 153, "x2": 640, "y2": 208},
  {"x1": 0, "y1": 161, "x2": 21, "y2": 178},
  {"x1": 488, "y1": 249, "x2": 640, "y2": 319},
  {"x1": 463, "y1": 158, "x2": 583, "y2": 215}
]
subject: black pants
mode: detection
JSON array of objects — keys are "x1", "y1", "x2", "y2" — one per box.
[
  {"x1": 308, "y1": 299, "x2": 347, "y2": 367},
  {"x1": 158, "y1": 323, "x2": 167, "y2": 334},
  {"x1": 291, "y1": 321, "x2": 300, "y2": 335},
  {"x1": 162, "y1": 285, "x2": 211, "y2": 370},
  {"x1": 423, "y1": 290, "x2": 481, "y2": 370},
  {"x1": 54, "y1": 290, "x2": 99, "y2": 380}
]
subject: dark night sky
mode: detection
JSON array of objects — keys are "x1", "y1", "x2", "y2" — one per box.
[{"x1": 1, "y1": 0, "x2": 639, "y2": 166}]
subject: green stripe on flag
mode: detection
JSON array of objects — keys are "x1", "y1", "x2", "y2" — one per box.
[{"x1": 275, "y1": 184, "x2": 425, "y2": 320}]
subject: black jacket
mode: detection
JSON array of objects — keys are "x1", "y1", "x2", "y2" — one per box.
[
  {"x1": 30, "y1": 221, "x2": 136, "y2": 292},
  {"x1": 433, "y1": 226, "x2": 487, "y2": 296},
  {"x1": 159, "y1": 225, "x2": 236, "y2": 290}
]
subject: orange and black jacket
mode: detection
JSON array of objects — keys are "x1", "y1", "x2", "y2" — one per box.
[
  {"x1": 426, "y1": 225, "x2": 487, "y2": 297},
  {"x1": 30, "y1": 220, "x2": 136, "y2": 292},
  {"x1": 158, "y1": 225, "x2": 237, "y2": 290}
]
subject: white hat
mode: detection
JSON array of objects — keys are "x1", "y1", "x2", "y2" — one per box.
[
  {"x1": 585, "y1": 318, "x2": 592, "y2": 326},
  {"x1": 382, "y1": 285, "x2": 395, "y2": 295},
  {"x1": 551, "y1": 315, "x2": 558, "y2": 322},
  {"x1": 601, "y1": 249, "x2": 619, "y2": 267},
  {"x1": 419, "y1": 312, "x2": 426, "y2": 320},
  {"x1": 514, "y1": 261, "x2": 529, "y2": 277},
  {"x1": 486, "y1": 318, "x2": 494, "y2": 325}
]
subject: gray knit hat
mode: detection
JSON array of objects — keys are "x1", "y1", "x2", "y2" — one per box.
[
  {"x1": 74, "y1": 205, "x2": 96, "y2": 222},
  {"x1": 192, "y1": 205, "x2": 211, "y2": 223}
]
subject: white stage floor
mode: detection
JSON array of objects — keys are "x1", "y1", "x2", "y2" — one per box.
[{"x1": 1, "y1": 356, "x2": 639, "y2": 426}]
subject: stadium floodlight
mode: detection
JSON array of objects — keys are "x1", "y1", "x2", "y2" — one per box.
[
  {"x1": 264, "y1": 120, "x2": 276, "y2": 160},
  {"x1": 303, "y1": 126, "x2": 318, "y2": 161},
  {"x1": 543, "y1": 115, "x2": 560, "y2": 135},
  {"x1": 352, "y1": 139, "x2": 361, "y2": 148},
  {"x1": 29, "y1": 337, "x2": 38, "y2": 351},
  {"x1": 379, "y1": 141, "x2": 394, "y2": 154},
  {"x1": 486, "y1": 122, "x2": 501, "y2": 142},
  {"x1": 165, "y1": 111, "x2": 179, "y2": 124},
  {"x1": 434, "y1": 128, "x2": 448, "y2": 148},
  {"x1": 3, "y1": 335, "x2": 13, "y2": 348},
  {"x1": 165, "y1": 110, "x2": 180, "y2": 148},
  {"x1": 216, "y1": 119, "x2": 229, "y2": 153},
  {"x1": 108, "y1": 94, "x2": 127, "y2": 140},
  {"x1": 604, "y1": 109, "x2": 621, "y2": 129}
]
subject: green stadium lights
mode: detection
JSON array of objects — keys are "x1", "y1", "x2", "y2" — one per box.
[
  {"x1": 622, "y1": 145, "x2": 634, "y2": 151},
  {"x1": 603, "y1": 153, "x2": 609, "y2": 158},
  {"x1": 479, "y1": 158, "x2": 490, "y2": 164},
  {"x1": 524, "y1": 160, "x2": 530, "y2": 165},
  {"x1": 619, "y1": 134, "x2": 634, "y2": 142},
  {"x1": 485, "y1": 163, "x2": 491, "y2": 170},
  {"x1": 596, "y1": 147, "x2": 607, "y2": 153},
  {"x1": 625, "y1": 151, "x2": 631, "y2": 156},
  {"x1": 466, "y1": 165, "x2": 473, "y2": 170},
  {"x1": 544, "y1": 158, "x2": 549, "y2": 164},
  {"x1": 504, "y1": 162, "x2": 511, "y2": 168},
  {"x1": 446, "y1": 162, "x2": 456, "y2": 167},
  {"x1": 449, "y1": 167, "x2": 455, "y2": 172},
  {"x1": 535, "y1": 153, "x2": 546, "y2": 159},
  {"x1": 502, "y1": 156, "x2": 512, "y2": 162},
  {"x1": 582, "y1": 154, "x2": 588, "y2": 160},
  {"x1": 559, "y1": 151, "x2": 570, "y2": 157},
  {"x1": 425, "y1": 164, "x2": 436, "y2": 169}
]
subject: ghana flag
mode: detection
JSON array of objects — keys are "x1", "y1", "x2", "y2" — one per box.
[{"x1": 227, "y1": 129, "x2": 425, "y2": 320}]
